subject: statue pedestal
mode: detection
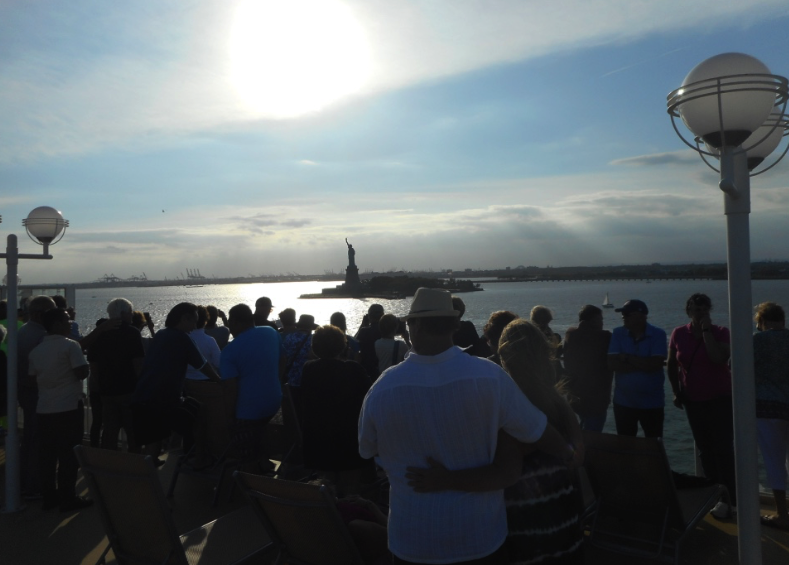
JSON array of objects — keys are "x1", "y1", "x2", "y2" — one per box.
[
  {"x1": 345, "y1": 265, "x2": 361, "y2": 290},
  {"x1": 317, "y1": 244, "x2": 365, "y2": 297}
]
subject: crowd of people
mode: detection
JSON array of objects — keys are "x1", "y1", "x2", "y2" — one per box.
[{"x1": 1, "y1": 286, "x2": 788, "y2": 562}]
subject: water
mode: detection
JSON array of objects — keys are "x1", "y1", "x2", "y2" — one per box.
[{"x1": 72, "y1": 278, "x2": 789, "y2": 481}]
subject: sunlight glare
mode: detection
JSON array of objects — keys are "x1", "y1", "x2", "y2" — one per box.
[{"x1": 229, "y1": 0, "x2": 372, "y2": 118}]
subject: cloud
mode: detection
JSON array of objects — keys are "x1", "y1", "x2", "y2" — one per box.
[
  {"x1": 13, "y1": 154, "x2": 789, "y2": 283},
  {"x1": 280, "y1": 219, "x2": 312, "y2": 228},
  {"x1": 90, "y1": 245, "x2": 129, "y2": 254},
  {"x1": 356, "y1": 0, "x2": 786, "y2": 92},
  {"x1": 0, "y1": 195, "x2": 36, "y2": 207},
  {"x1": 600, "y1": 48, "x2": 688, "y2": 78},
  {"x1": 2, "y1": 0, "x2": 787, "y2": 162},
  {"x1": 610, "y1": 151, "x2": 701, "y2": 167},
  {"x1": 223, "y1": 212, "x2": 313, "y2": 234},
  {"x1": 69, "y1": 229, "x2": 186, "y2": 245},
  {"x1": 559, "y1": 190, "x2": 703, "y2": 217}
]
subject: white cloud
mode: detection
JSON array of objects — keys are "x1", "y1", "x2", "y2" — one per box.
[
  {"x1": 354, "y1": 0, "x2": 785, "y2": 91},
  {"x1": 610, "y1": 151, "x2": 700, "y2": 167},
  {"x1": 2, "y1": 0, "x2": 787, "y2": 162}
]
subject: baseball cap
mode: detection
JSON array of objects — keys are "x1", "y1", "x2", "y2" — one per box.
[{"x1": 615, "y1": 299, "x2": 649, "y2": 315}]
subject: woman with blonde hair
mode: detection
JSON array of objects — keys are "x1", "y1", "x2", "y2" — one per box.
[
  {"x1": 530, "y1": 305, "x2": 564, "y2": 380},
  {"x1": 407, "y1": 319, "x2": 584, "y2": 564}
]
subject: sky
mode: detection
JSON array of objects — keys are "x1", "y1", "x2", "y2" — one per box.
[{"x1": 2, "y1": 0, "x2": 789, "y2": 284}]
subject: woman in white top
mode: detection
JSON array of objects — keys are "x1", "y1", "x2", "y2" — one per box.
[{"x1": 185, "y1": 306, "x2": 221, "y2": 380}]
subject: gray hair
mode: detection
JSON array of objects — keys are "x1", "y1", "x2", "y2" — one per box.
[
  {"x1": 27, "y1": 295, "x2": 56, "y2": 315},
  {"x1": 107, "y1": 298, "x2": 133, "y2": 319}
]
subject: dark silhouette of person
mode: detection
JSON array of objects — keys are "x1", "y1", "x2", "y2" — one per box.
[{"x1": 254, "y1": 297, "x2": 278, "y2": 330}]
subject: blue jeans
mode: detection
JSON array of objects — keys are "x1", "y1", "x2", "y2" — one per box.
[{"x1": 613, "y1": 404, "x2": 664, "y2": 438}]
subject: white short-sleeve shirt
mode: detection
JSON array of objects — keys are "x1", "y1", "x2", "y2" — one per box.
[
  {"x1": 29, "y1": 335, "x2": 88, "y2": 414},
  {"x1": 358, "y1": 346, "x2": 547, "y2": 563},
  {"x1": 186, "y1": 328, "x2": 222, "y2": 380}
]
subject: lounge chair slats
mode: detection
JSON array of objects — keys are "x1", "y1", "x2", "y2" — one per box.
[
  {"x1": 581, "y1": 431, "x2": 727, "y2": 565},
  {"x1": 235, "y1": 471, "x2": 365, "y2": 565},
  {"x1": 75, "y1": 445, "x2": 270, "y2": 565}
]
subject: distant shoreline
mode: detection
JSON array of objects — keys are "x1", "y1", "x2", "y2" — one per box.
[{"x1": 33, "y1": 260, "x2": 789, "y2": 289}]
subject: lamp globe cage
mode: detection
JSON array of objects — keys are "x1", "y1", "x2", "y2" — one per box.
[
  {"x1": 702, "y1": 105, "x2": 789, "y2": 173},
  {"x1": 743, "y1": 105, "x2": 789, "y2": 171},
  {"x1": 2, "y1": 274, "x2": 21, "y2": 287},
  {"x1": 671, "y1": 53, "x2": 780, "y2": 148},
  {"x1": 22, "y1": 206, "x2": 69, "y2": 246}
]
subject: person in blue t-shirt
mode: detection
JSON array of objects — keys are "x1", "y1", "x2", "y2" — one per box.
[
  {"x1": 608, "y1": 299, "x2": 667, "y2": 437},
  {"x1": 221, "y1": 303, "x2": 284, "y2": 468}
]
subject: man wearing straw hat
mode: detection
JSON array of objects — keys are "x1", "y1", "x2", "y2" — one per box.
[{"x1": 358, "y1": 288, "x2": 572, "y2": 565}]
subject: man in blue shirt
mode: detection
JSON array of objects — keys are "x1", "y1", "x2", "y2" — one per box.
[
  {"x1": 608, "y1": 299, "x2": 667, "y2": 437},
  {"x1": 221, "y1": 303, "x2": 284, "y2": 468}
]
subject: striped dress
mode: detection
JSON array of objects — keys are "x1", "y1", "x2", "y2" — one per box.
[{"x1": 504, "y1": 450, "x2": 583, "y2": 564}]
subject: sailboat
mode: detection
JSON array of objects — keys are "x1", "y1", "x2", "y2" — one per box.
[{"x1": 602, "y1": 292, "x2": 614, "y2": 308}]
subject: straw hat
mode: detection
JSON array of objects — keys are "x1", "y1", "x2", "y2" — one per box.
[{"x1": 401, "y1": 288, "x2": 460, "y2": 320}]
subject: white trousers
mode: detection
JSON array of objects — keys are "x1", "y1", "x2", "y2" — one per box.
[{"x1": 757, "y1": 418, "x2": 789, "y2": 491}]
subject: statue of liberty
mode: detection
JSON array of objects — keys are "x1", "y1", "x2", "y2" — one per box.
[{"x1": 346, "y1": 238, "x2": 356, "y2": 268}]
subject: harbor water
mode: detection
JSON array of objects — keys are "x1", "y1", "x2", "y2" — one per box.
[{"x1": 72, "y1": 278, "x2": 789, "y2": 483}]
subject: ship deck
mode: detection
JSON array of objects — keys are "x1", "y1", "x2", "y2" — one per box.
[{"x1": 1, "y1": 441, "x2": 788, "y2": 565}]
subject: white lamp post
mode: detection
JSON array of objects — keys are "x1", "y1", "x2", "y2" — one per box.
[
  {"x1": 668, "y1": 53, "x2": 788, "y2": 565},
  {"x1": 1, "y1": 206, "x2": 68, "y2": 513}
]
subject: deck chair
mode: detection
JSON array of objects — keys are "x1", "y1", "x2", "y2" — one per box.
[
  {"x1": 75, "y1": 445, "x2": 270, "y2": 565},
  {"x1": 581, "y1": 431, "x2": 727, "y2": 565},
  {"x1": 168, "y1": 379, "x2": 245, "y2": 506},
  {"x1": 234, "y1": 471, "x2": 364, "y2": 565},
  {"x1": 266, "y1": 385, "x2": 316, "y2": 482}
]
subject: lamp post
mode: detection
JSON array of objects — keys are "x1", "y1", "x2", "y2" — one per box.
[
  {"x1": 667, "y1": 53, "x2": 789, "y2": 565},
  {"x1": 1, "y1": 206, "x2": 68, "y2": 513}
]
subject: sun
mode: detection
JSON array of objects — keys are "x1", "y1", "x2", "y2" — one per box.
[{"x1": 229, "y1": 0, "x2": 372, "y2": 118}]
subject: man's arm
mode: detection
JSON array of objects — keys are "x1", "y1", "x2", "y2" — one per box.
[
  {"x1": 406, "y1": 425, "x2": 578, "y2": 493},
  {"x1": 199, "y1": 363, "x2": 221, "y2": 383},
  {"x1": 73, "y1": 365, "x2": 89, "y2": 381},
  {"x1": 406, "y1": 430, "x2": 524, "y2": 492},
  {"x1": 217, "y1": 309, "x2": 228, "y2": 327},
  {"x1": 702, "y1": 325, "x2": 730, "y2": 365},
  {"x1": 667, "y1": 348, "x2": 684, "y2": 409}
]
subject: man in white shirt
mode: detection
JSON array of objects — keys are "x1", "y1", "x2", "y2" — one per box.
[
  {"x1": 29, "y1": 307, "x2": 90, "y2": 512},
  {"x1": 358, "y1": 288, "x2": 572, "y2": 565}
]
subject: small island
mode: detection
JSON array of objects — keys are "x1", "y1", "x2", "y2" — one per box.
[{"x1": 300, "y1": 240, "x2": 482, "y2": 299}]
